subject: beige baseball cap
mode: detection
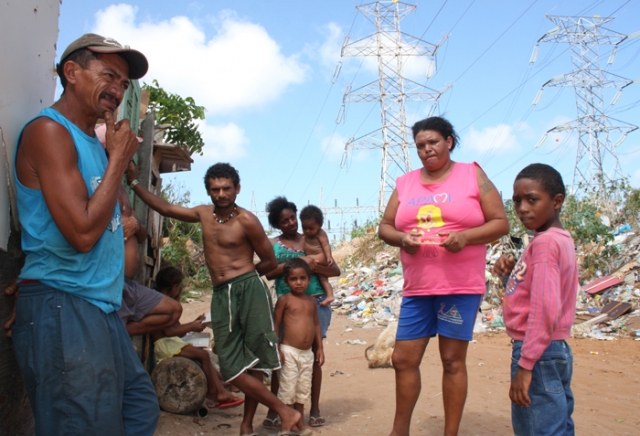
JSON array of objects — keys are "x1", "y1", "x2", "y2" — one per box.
[{"x1": 56, "y1": 33, "x2": 148, "y2": 80}]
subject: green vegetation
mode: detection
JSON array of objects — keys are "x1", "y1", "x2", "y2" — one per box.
[
  {"x1": 143, "y1": 79, "x2": 206, "y2": 156},
  {"x1": 350, "y1": 217, "x2": 379, "y2": 239},
  {"x1": 159, "y1": 182, "x2": 212, "y2": 291},
  {"x1": 505, "y1": 179, "x2": 640, "y2": 277}
]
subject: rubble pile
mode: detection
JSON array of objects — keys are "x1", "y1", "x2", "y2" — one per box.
[{"x1": 331, "y1": 224, "x2": 640, "y2": 340}]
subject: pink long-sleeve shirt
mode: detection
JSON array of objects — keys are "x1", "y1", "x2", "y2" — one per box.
[{"x1": 503, "y1": 227, "x2": 578, "y2": 371}]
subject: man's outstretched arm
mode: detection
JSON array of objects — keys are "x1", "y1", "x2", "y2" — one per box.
[{"x1": 126, "y1": 161, "x2": 200, "y2": 223}]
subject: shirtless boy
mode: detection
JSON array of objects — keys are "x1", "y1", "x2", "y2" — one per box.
[
  {"x1": 299, "y1": 205, "x2": 335, "y2": 304},
  {"x1": 274, "y1": 258, "x2": 324, "y2": 434},
  {"x1": 127, "y1": 162, "x2": 305, "y2": 435}
]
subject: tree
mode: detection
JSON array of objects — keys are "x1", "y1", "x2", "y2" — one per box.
[{"x1": 143, "y1": 79, "x2": 206, "y2": 155}]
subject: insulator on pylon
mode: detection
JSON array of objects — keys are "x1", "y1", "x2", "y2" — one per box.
[
  {"x1": 336, "y1": 104, "x2": 345, "y2": 124},
  {"x1": 532, "y1": 89, "x2": 544, "y2": 105},
  {"x1": 610, "y1": 90, "x2": 622, "y2": 105},
  {"x1": 332, "y1": 61, "x2": 342, "y2": 84},
  {"x1": 530, "y1": 45, "x2": 539, "y2": 63},
  {"x1": 534, "y1": 134, "x2": 548, "y2": 148},
  {"x1": 608, "y1": 46, "x2": 618, "y2": 64},
  {"x1": 612, "y1": 135, "x2": 627, "y2": 148}
]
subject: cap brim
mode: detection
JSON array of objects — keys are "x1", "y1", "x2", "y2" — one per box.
[{"x1": 88, "y1": 46, "x2": 149, "y2": 80}]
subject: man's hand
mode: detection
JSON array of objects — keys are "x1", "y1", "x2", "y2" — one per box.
[
  {"x1": 401, "y1": 230, "x2": 422, "y2": 255},
  {"x1": 439, "y1": 231, "x2": 467, "y2": 253},
  {"x1": 315, "y1": 348, "x2": 325, "y2": 366},
  {"x1": 509, "y1": 367, "x2": 532, "y2": 407},
  {"x1": 3, "y1": 278, "x2": 18, "y2": 338},
  {"x1": 122, "y1": 216, "x2": 138, "y2": 241},
  {"x1": 104, "y1": 112, "x2": 138, "y2": 164},
  {"x1": 126, "y1": 160, "x2": 139, "y2": 186},
  {"x1": 493, "y1": 255, "x2": 515, "y2": 277}
]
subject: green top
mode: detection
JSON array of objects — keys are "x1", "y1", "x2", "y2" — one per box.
[{"x1": 273, "y1": 238, "x2": 324, "y2": 297}]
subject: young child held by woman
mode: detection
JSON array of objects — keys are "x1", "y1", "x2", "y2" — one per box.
[
  {"x1": 274, "y1": 258, "x2": 325, "y2": 435},
  {"x1": 299, "y1": 205, "x2": 335, "y2": 304},
  {"x1": 152, "y1": 266, "x2": 243, "y2": 409},
  {"x1": 493, "y1": 163, "x2": 578, "y2": 436}
]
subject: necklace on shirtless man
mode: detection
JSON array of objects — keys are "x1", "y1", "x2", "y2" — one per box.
[{"x1": 213, "y1": 204, "x2": 238, "y2": 224}]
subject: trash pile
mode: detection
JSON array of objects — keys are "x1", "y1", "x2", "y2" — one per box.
[
  {"x1": 331, "y1": 250, "x2": 403, "y2": 329},
  {"x1": 332, "y1": 223, "x2": 640, "y2": 340}
]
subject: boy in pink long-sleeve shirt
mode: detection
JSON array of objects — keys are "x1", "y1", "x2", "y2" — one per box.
[{"x1": 493, "y1": 163, "x2": 578, "y2": 436}]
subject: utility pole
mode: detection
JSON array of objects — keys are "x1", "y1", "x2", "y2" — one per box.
[
  {"x1": 339, "y1": 1, "x2": 449, "y2": 214},
  {"x1": 532, "y1": 15, "x2": 638, "y2": 203}
]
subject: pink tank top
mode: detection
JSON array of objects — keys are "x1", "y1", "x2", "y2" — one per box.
[{"x1": 395, "y1": 162, "x2": 487, "y2": 296}]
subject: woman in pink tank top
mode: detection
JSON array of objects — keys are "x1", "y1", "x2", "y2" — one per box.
[{"x1": 378, "y1": 116, "x2": 509, "y2": 436}]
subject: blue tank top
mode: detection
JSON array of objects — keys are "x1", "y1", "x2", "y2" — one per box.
[{"x1": 15, "y1": 107, "x2": 124, "y2": 313}]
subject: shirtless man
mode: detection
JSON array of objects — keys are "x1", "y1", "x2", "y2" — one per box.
[
  {"x1": 12, "y1": 33, "x2": 158, "y2": 435},
  {"x1": 117, "y1": 187, "x2": 183, "y2": 335},
  {"x1": 127, "y1": 162, "x2": 309, "y2": 436}
]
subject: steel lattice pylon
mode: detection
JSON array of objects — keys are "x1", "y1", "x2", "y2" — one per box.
[
  {"x1": 533, "y1": 15, "x2": 638, "y2": 201},
  {"x1": 340, "y1": 1, "x2": 448, "y2": 213}
]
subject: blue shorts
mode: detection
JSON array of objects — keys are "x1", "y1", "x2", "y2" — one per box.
[
  {"x1": 316, "y1": 294, "x2": 332, "y2": 338},
  {"x1": 12, "y1": 283, "x2": 159, "y2": 436},
  {"x1": 396, "y1": 294, "x2": 482, "y2": 342}
]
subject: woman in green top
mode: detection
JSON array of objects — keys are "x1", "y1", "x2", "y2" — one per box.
[{"x1": 263, "y1": 196, "x2": 340, "y2": 429}]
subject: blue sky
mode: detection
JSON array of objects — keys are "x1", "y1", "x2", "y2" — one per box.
[{"x1": 57, "y1": 0, "x2": 640, "y2": 237}]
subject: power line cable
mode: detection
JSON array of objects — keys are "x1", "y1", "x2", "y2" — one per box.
[{"x1": 452, "y1": 0, "x2": 540, "y2": 84}]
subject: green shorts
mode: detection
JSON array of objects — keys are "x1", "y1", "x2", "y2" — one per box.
[{"x1": 211, "y1": 271, "x2": 281, "y2": 382}]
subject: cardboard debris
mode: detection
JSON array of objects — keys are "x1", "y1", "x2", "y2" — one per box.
[
  {"x1": 582, "y1": 276, "x2": 624, "y2": 295},
  {"x1": 331, "y1": 220, "x2": 640, "y2": 340}
]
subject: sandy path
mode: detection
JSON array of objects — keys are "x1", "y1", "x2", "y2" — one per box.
[{"x1": 154, "y1": 295, "x2": 640, "y2": 436}]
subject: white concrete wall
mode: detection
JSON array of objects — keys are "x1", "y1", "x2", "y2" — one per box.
[{"x1": 0, "y1": 1, "x2": 60, "y2": 250}]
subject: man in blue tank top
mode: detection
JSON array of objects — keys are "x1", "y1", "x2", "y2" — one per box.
[{"x1": 12, "y1": 34, "x2": 159, "y2": 436}]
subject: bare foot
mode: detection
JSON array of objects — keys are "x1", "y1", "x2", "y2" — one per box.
[
  {"x1": 297, "y1": 421, "x2": 313, "y2": 432},
  {"x1": 239, "y1": 422, "x2": 254, "y2": 435},
  {"x1": 279, "y1": 408, "x2": 302, "y2": 433}
]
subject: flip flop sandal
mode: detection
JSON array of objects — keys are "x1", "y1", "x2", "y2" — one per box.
[
  {"x1": 271, "y1": 430, "x2": 313, "y2": 436},
  {"x1": 309, "y1": 415, "x2": 325, "y2": 427},
  {"x1": 263, "y1": 416, "x2": 281, "y2": 429},
  {"x1": 213, "y1": 397, "x2": 245, "y2": 409}
]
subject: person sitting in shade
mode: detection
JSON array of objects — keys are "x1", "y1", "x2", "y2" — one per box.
[{"x1": 152, "y1": 266, "x2": 244, "y2": 409}]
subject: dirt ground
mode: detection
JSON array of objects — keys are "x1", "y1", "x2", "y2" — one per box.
[{"x1": 154, "y1": 295, "x2": 640, "y2": 436}]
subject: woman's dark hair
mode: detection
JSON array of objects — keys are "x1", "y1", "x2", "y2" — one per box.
[
  {"x1": 155, "y1": 266, "x2": 185, "y2": 293},
  {"x1": 204, "y1": 163, "x2": 240, "y2": 189},
  {"x1": 283, "y1": 257, "x2": 311, "y2": 280},
  {"x1": 411, "y1": 116, "x2": 460, "y2": 151},
  {"x1": 266, "y1": 196, "x2": 297, "y2": 228},
  {"x1": 299, "y1": 205, "x2": 323, "y2": 226},
  {"x1": 515, "y1": 163, "x2": 566, "y2": 198}
]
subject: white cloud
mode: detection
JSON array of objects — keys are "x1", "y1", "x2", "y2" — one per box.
[
  {"x1": 463, "y1": 123, "x2": 523, "y2": 153},
  {"x1": 320, "y1": 132, "x2": 350, "y2": 160},
  {"x1": 199, "y1": 121, "x2": 248, "y2": 162},
  {"x1": 317, "y1": 22, "x2": 344, "y2": 70},
  {"x1": 92, "y1": 4, "x2": 307, "y2": 114}
]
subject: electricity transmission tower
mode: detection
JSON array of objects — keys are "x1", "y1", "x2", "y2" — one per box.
[
  {"x1": 339, "y1": 1, "x2": 449, "y2": 213},
  {"x1": 532, "y1": 15, "x2": 638, "y2": 201}
]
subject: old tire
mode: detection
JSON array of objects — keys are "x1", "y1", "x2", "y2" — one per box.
[{"x1": 150, "y1": 356, "x2": 207, "y2": 415}]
